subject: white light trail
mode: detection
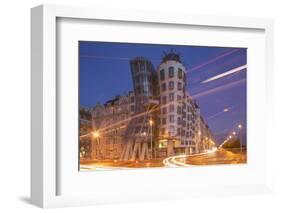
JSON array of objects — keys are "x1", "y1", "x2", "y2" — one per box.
[
  {"x1": 193, "y1": 78, "x2": 246, "y2": 99},
  {"x1": 207, "y1": 107, "x2": 232, "y2": 120},
  {"x1": 80, "y1": 164, "x2": 129, "y2": 171},
  {"x1": 163, "y1": 148, "x2": 218, "y2": 167},
  {"x1": 187, "y1": 49, "x2": 240, "y2": 73},
  {"x1": 202, "y1": 64, "x2": 247, "y2": 84}
]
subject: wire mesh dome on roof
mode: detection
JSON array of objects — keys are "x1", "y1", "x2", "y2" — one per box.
[{"x1": 161, "y1": 49, "x2": 182, "y2": 63}]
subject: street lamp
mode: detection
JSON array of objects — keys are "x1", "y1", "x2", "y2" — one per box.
[
  {"x1": 232, "y1": 131, "x2": 236, "y2": 136},
  {"x1": 149, "y1": 119, "x2": 153, "y2": 159},
  {"x1": 92, "y1": 131, "x2": 100, "y2": 159},
  {"x1": 93, "y1": 131, "x2": 99, "y2": 138},
  {"x1": 238, "y1": 124, "x2": 243, "y2": 153}
]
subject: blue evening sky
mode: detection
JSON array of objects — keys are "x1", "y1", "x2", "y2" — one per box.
[{"x1": 79, "y1": 41, "x2": 247, "y2": 144}]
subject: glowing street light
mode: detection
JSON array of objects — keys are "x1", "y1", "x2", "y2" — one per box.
[
  {"x1": 149, "y1": 118, "x2": 153, "y2": 159},
  {"x1": 93, "y1": 131, "x2": 99, "y2": 138},
  {"x1": 238, "y1": 124, "x2": 243, "y2": 152},
  {"x1": 232, "y1": 131, "x2": 236, "y2": 136},
  {"x1": 149, "y1": 119, "x2": 153, "y2": 126}
]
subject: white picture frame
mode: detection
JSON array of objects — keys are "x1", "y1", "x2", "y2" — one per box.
[{"x1": 31, "y1": 4, "x2": 274, "y2": 208}]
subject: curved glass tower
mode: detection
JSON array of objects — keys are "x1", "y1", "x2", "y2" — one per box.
[{"x1": 130, "y1": 57, "x2": 156, "y2": 112}]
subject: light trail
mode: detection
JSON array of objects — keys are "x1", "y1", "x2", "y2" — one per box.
[
  {"x1": 80, "y1": 104, "x2": 159, "y2": 138},
  {"x1": 80, "y1": 164, "x2": 130, "y2": 171},
  {"x1": 187, "y1": 49, "x2": 240, "y2": 73},
  {"x1": 202, "y1": 64, "x2": 247, "y2": 83},
  {"x1": 163, "y1": 148, "x2": 218, "y2": 167},
  {"x1": 193, "y1": 78, "x2": 246, "y2": 99},
  {"x1": 207, "y1": 107, "x2": 232, "y2": 120},
  {"x1": 219, "y1": 140, "x2": 229, "y2": 149}
]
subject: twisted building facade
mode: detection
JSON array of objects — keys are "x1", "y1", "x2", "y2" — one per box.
[{"x1": 80, "y1": 51, "x2": 215, "y2": 161}]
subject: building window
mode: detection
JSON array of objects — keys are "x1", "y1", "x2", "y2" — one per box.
[
  {"x1": 169, "y1": 93, "x2": 174, "y2": 101},
  {"x1": 169, "y1": 67, "x2": 174, "y2": 78},
  {"x1": 162, "y1": 96, "x2": 167, "y2": 104},
  {"x1": 135, "y1": 76, "x2": 140, "y2": 84},
  {"x1": 177, "y1": 106, "x2": 182, "y2": 114},
  {"x1": 182, "y1": 120, "x2": 186, "y2": 127},
  {"x1": 140, "y1": 63, "x2": 145, "y2": 71},
  {"x1": 178, "y1": 82, "x2": 182, "y2": 91},
  {"x1": 161, "y1": 83, "x2": 166, "y2": 91},
  {"x1": 169, "y1": 81, "x2": 174, "y2": 90},
  {"x1": 177, "y1": 95, "x2": 182, "y2": 101},
  {"x1": 143, "y1": 96, "x2": 148, "y2": 103},
  {"x1": 162, "y1": 118, "x2": 166, "y2": 125},
  {"x1": 169, "y1": 104, "x2": 174, "y2": 112},
  {"x1": 178, "y1": 68, "x2": 183, "y2": 79},
  {"x1": 177, "y1": 117, "x2": 182, "y2": 125},
  {"x1": 177, "y1": 128, "x2": 181, "y2": 135},
  {"x1": 130, "y1": 105, "x2": 135, "y2": 112},
  {"x1": 169, "y1": 126, "x2": 175, "y2": 134},
  {"x1": 169, "y1": 115, "x2": 175, "y2": 123},
  {"x1": 182, "y1": 130, "x2": 185, "y2": 136},
  {"x1": 148, "y1": 75, "x2": 152, "y2": 82},
  {"x1": 162, "y1": 107, "x2": 167, "y2": 114},
  {"x1": 160, "y1": 69, "x2": 165, "y2": 80}
]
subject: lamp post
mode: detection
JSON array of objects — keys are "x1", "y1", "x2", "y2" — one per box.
[
  {"x1": 238, "y1": 124, "x2": 242, "y2": 153},
  {"x1": 198, "y1": 131, "x2": 201, "y2": 153},
  {"x1": 149, "y1": 119, "x2": 153, "y2": 159},
  {"x1": 92, "y1": 131, "x2": 100, "y2": 159}
]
